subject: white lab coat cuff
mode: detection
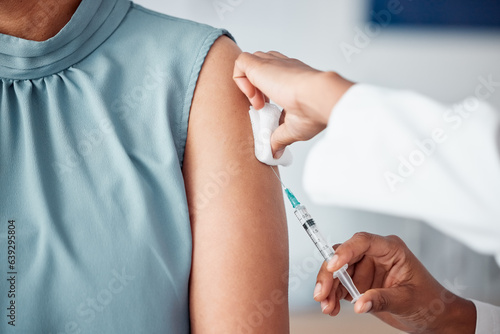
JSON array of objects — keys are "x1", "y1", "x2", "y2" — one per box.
[{"x1": 472, "y1": 299, "x2": 500, "y2": 334}]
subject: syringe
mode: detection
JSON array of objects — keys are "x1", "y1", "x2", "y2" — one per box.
[{"x1": 271, "y1": 167, "x2": 362, "y2": 303}]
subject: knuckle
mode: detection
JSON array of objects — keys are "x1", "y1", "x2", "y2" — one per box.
[
  {"x1": 353, "y1": 232, "x2": 373, "y2": 242},
  {"x1": 373, "y1": 293, "x2": 389, "y2": 312},
  {"x1": 235, "y1": 52, "x2": 250, "y2": 64},
  {"x1": 386, "y1": 234, "x2": 405, "y2": 247},
  {"x1": 253, "y1": 51, "x2": 266, "y2": 57},
  {"x1": 316, "y1": 263, "x2": 327, "y2": 277}
]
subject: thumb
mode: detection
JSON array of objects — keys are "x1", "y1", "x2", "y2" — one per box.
[
  {"x1": 354, "y1": 287, "x2": 411, "y2": 315},
  {"x1": 270, "y1": 124, "x2": 295, "y2": 158}
]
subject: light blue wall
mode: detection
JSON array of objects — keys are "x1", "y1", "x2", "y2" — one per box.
[{"x1": 134, "y1": 0, "x2": 500, "y2": 311}]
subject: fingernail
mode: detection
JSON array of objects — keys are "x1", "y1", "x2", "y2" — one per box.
[
  {"x1": 321, "y1": 300, "x2": 328, "y2": 313},
  {"x1": 359, "y1": 301, "x2": 372, "y2": 314},
  {"x1": 327, "y1": 254, "x2": 339, "y2": 271},
  {"x1": 233, "y1": 77, "x2": 246, "y2": 93},
  {"x1": 274, "y1": 148, "x2": 285, "y2": 159},
  {"x1": 313, "y1": 282, "x2": 322, "y2": 298}
]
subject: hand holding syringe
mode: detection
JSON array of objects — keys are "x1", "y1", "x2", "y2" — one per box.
[{"x1": 271, "y1": 167, "x2": 362, "y2": 303}]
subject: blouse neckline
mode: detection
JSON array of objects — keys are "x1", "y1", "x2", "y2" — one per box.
[{"x1": 0, "y1": 0, "x2": 130, "y2": 80}]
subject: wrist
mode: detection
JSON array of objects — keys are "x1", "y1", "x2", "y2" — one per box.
[
  {"x1": 301, "y1": 71, "x2": 354, "y2": 126},
  {"x1": 430, "y1": 295, "x2": 476, "y2": 334}
]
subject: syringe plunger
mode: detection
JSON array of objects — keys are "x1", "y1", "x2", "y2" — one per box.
[{"x1": 334, "y1": 265, "x2": 362, "y2": 303}]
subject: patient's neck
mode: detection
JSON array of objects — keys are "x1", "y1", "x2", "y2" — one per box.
[{"x1": 0, "y1": 0, "x2": 82, "y2": 41}]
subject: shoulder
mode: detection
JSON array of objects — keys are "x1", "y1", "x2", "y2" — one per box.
[
  {"x1": 196, "y1": 35, "x2": 241, "y2": 80},
  {"x1": 190, "y1": 35, "x2": 243, "y2": 122},
  {"x1": 112, "y1": 3, "x2": 235, "y2": 71},
  {"x1": 123, "y1": 3, "x2": 233, "y2": 42}
]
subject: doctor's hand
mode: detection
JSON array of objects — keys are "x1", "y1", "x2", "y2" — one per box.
[
  {"x1": 233, "y1": 51, "x2": 353, "y2": 158},
  {"x1": 314, "y1": 232, "x2": 476, "y2": 334}
]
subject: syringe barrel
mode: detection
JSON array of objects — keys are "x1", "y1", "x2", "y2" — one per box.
[{"x1": 294, "y1": 205, "x2": 335, "y2": 262}]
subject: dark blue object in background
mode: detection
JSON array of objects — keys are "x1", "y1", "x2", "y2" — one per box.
[{"x1": 370, "y1": 0, "x2": 500, "y2": 28}]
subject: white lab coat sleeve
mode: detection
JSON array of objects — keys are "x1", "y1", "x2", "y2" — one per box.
[
  {"x1": 473, "y1": 300, "x2": 500, "y2": 333},
  {"x1": 303, "y1": 83, "x2": 500, "y2": 265}
]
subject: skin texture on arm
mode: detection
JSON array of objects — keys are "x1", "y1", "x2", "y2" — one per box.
[{"x1": 183, "y1": 36, "x2": 290, "y2": 334}]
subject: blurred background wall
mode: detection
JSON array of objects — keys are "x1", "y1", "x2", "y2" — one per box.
[{"x1": 134, "y1": 0, "x2": 500, "y2": 331}]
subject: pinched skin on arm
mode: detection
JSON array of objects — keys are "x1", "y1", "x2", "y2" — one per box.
[{"x1": 183, "y1": 36, "x2": 290, "y2": 334}]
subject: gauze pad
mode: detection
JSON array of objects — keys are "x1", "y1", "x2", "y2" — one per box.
[{"x1": 249, "y1": 103, "x2": 293, "y2": 166}]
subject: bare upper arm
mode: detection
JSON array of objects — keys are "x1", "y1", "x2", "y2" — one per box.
[{"x1": 182, "y1": 36, "x2": 289, "y2": 333}]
